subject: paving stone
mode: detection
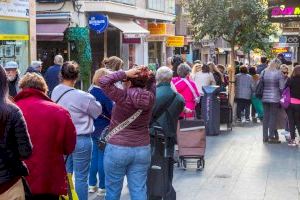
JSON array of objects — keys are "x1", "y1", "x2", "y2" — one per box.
[{"x1": 88, "y1": 124, "x2": 300, "y2": 200}]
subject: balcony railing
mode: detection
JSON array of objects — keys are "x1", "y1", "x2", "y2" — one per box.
[{"x1": 98, "y1": 0, "x2": 136, "y2": 6}]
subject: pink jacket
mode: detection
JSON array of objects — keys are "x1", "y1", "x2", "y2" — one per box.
[{"x1": 172, "y1": 77, "x2": 200, "y2": 118}]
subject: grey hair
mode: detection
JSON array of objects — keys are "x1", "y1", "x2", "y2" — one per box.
[
  {"x1": 54, "y1": 55, "x2": 64, "y2": 66},
  {"x1": 177, "y1": 63, "x2": 191, "y2": 78},
  {"x1": 268, "y1": 58, "x2": 282, "y2": 71},
  {"x1": 156, "y1": 66, "x2": 173, "y2": 84},
  {"x1": 31, "y1": 61, "x2": 42, "y2": 69}
]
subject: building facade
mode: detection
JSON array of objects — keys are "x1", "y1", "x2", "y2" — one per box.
[
  {"x1": 0, "y1": 0, "x2": 36, "y2": 74},
  {"x1": 36, "y1": 0, "x2": 176, "y2": 71},
  {"x1": 269, "y1": 0, "x2": 300, "y2": 63}
]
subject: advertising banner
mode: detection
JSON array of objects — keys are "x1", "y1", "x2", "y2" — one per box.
[
  {"x1": 269, "y1": 0, "x2": 300, "y2": 22},
  {"x1": 0, "y1": 0, "x2": 29, "y2": 18}
]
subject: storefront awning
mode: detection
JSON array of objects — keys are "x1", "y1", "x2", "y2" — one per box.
[
  {"x1": 36, "y1": 23, "x2": 69, "y2": 41},
  {"x1": 109, "y1": 18, "x2": 149, "y2": 38}
]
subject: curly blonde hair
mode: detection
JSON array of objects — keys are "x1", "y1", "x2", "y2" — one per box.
[
  {"x1": 19, "y1": 73, "x2": 48, "y2": 93},
  {"x1": 102, "y1": 56, "x2": 124, "y2": 71},
  {"x1": 92, "y1": 68, "x2": 110, "y2": 86}
]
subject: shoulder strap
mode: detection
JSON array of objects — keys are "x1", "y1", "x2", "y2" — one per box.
[
  {"x1": 55, "y1": 89, "x2": 75, "y2": 103},
  {"x1": 182, "y1": 79, "x2": 198, "y2": 99},
  {"x1": 105, "y1": 109, "x2": 143, "y2": 142},
  {"x1": 174, "y1": 78, "x2": 184, "y2": 86},
  {"x1": 151, "y1": 93, "x2": 177, "y2": 124}
]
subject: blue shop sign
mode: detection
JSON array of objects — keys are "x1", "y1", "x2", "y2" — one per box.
[{"x1": 88, "y1": 14, "x2": 109, "y2": 33}]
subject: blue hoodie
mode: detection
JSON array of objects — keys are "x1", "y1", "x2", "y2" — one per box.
[{"x1": 89, "y1": 85, "x2": 114, "y2": 139}]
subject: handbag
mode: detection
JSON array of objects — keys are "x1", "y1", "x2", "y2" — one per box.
[
  {"x1": 98, "y1": 109, "x2": 143, "y2": 150},
  {"x1": 255, "y1": 71, "x2": 265, "y2": 99},
  {"x1": 280, "y1": 87, "x2": 291, "y2": 109},
  {"x1": 59, "y1": 156, "x2": 79, "y2": 200},
  {"x1": 0, "y1": 144, "x2": 32, "y2": 200}
]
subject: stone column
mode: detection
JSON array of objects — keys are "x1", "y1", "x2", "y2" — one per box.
[{"x1": 29, "y1": 0, "x2": 36, "y2": 61}]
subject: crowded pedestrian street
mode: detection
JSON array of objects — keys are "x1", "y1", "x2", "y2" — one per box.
[{"x1": 89, "y1": 124, "x2": 300, "y2": 200}]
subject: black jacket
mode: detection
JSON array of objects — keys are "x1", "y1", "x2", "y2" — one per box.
[
  {"x1": 286, "y1": 77, "x2": 300, "y2": 99},
  {"x1": 0, "y1": 104, "x2": 32, "y2": 185}
]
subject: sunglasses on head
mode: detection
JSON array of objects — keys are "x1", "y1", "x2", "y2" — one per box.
[{"x1": 282, "y1": 72, "x2": 288, "y2": 75}]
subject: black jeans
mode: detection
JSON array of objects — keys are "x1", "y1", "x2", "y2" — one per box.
[
  {"x1": 251, "y1": 103, "x2": 256, "y2": 118},
  {"x1": 32, "y1": 194, "x2": 59, "y2": 200},
  {"x1": 236, "y1": 99, "x2": 251, "y2": 120},
  {"x1": 286, "y1": 104, "x2": 300, "y2": 140},
  {"x1": 195, "y1": 100, "x2": 202, "y2": 119},
  {"x1": 263, "y1": 103, "x2": 280, "y2": 140}
]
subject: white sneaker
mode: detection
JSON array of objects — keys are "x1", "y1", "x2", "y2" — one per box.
[
  {"x1": 284, "y1": 135, "x2": 291, "y2": 142},
  {"x1": 97, "y1": 188, "x2": 106, "y2": 196},
  {"x1": 88, "y1": 186, "x2": 97, "y2": 193},
  {"x1": 281, "y1": 130, "x2": 290, "y2": 135}
]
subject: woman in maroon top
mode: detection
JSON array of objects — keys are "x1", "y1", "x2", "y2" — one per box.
[{"x1": 99, "y1": 67, "x2": 155, "y2": 200}]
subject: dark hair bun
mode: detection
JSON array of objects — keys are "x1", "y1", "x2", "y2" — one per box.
[{"x1": 61, "y1": 61, "x2": 80, "y2": 81}]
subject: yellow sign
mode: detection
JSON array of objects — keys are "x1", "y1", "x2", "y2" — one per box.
[
  {"x1": 166, "y1": 36, "x2": 184, "y2": 47},
  {"x1": 148, "y1": 23, "x2": 167, "y2": 35},
  {"x1": 272, "y1": 47, "x2": 288, "y2": 54},
  {"x1": 0, "y1": 34, "x2": 29, "y2": 40}
]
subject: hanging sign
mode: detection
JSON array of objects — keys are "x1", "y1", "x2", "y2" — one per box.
[
  {"x1": 0, "y1": 34, "x2": 29, "y2": 40},
  {"x1": 0, "y1": 0, "x2": 29, "y2": 18},
  {"x1": 88, "y1": 14, "x2": 109, "y2": 34},
  {"x1": 166, "y1": 36, "x2": 184, "y2": 47}
]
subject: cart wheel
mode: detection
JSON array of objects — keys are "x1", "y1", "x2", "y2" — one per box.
[
  {"x1": 197, "y1": 160, "x2": 201, "y2": 169},
  {"x1": 202, "y1": 158, "x2": 205, "y2": 169},
  {"x1": 197, "y1": 159, "x2": 204, "y2": 170},
  {"x1": 182, "y1": 159, "x2": 187, "y2": 170}
]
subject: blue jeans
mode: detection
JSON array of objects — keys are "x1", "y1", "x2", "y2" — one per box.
[
  {"x1": 67, "y1": 135, "x2": 92, "y2": 200},
  {"x1": 104, "y1": 144, "x2": 151, "y2": 200},
  {"x1": 89, "y1": 138, "x2": 105, "y2": 189}
]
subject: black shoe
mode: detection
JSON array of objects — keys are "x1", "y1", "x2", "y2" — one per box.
[
  {"x1": 263, "y1": 138, "x2": 268, "y2": 143},
  {"x1": 268, "y1": 138, "x2": 281, "y2": 144},
  {"x1": 252, "y1": 118, "x2": 257, "y2": 123}
]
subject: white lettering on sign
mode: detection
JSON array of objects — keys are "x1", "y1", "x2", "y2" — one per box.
[
  {"x1": 89, "y1": 17, "x2": 106, "y2": 26},
  {"x1": 0, "y1": 0, "x2": 29, "y2": 18}
]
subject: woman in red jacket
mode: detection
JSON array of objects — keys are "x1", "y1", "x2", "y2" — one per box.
[{"x1": 15, "y1": 73, "x2": 76, "y2": 200}]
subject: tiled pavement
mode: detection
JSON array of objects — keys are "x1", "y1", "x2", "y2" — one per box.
[{"x1": 90, "y1": 124, "x2": 300, "y2": 200}]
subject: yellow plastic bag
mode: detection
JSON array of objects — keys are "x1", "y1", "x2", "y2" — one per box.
[{"x1": 59, "y1": 173, "x2": 79, "y2": 200}]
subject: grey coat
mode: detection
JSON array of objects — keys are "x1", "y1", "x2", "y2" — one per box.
[
  {"x1": 261, "y1": 69, "x2": 285, "y2": 103},
  {"x1": 235, "y1": 73, "x2": 254, "y2": 100}
]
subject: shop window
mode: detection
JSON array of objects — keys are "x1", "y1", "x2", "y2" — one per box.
[
  {"x1": 0, "y1": 20, "x2": 28, "y2": 35},
  {"x1": 148, "y1": 41, "x2": 162, "y2": 67},
  {"x1": 0, "y1": 20, "x2": 29, "y2": 74},
  {"x1": 147, "y1": 0, "x2": 165, "y2": 12},
  {"x1": 147, "y1": 0, "x2": 174, "y2": 13}
]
